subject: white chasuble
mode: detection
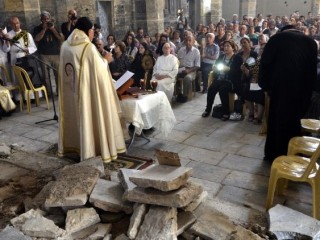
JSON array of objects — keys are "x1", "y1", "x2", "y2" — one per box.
[{"x1": 58, "y1": 29, "x2": 126, "y2": 162}]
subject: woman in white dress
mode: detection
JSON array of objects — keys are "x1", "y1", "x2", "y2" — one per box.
[{"x1": 151, "y1": 42, "x2": 179, "y2": 101}]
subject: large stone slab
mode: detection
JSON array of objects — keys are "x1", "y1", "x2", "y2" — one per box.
[
  {"x1": 194, "y1": 197, "x2": 266, "y2": 226},
  {"x1": 182, "y1": 190, "x2": 208, "y2": 212},
  {"x1": 65, "y1": 208, "x2": 100, "y2": 235},
  {"x1": 124, "y1": 181, "x2": 203, "y2": 208},
  {"x1": 89, "y1": 179, "x2": 133, "y2": 214},
  {"x1": 21, "y1": 216, "x2": 66, "y2": 239},
  {"x1": 118, "y1": 168, "x2": 139, "y2": 192},
  {"x1": 135, "y1": 206, "x2": 177, "y2": 240},
  {"x1": 45, "y1": 165, "x2": 100, "y2": 207},
  {"x1": 0, "y1": 225, "x2": 32, "y2": 240},
  {"x1": 70, "y1": 223, "x2": 112, "y2": 240},
  {"x1": 129, "y1": 165, "x2": 192, "y2": 191},
  {"x1": 189, "y1": 210, "x2": 236, "y2": 240},
  {"x1": 177, "y1": 211, "x2": 197, "y2": 236},
  {"x1": 268, "y1": 204, "x2": 320, "y2": 239},
  {"x1": 10, "y1": 209, "x2": 46, "y2": 229},
  {"x1": 127, "y1": 203, "x2": 148, "y2": 239},
  {"x1": 10, "y1": 209, "x2": 65, "y2": 239},
  {"x1": 77, "y1": 156, "x2": 106, "y2": 177}
]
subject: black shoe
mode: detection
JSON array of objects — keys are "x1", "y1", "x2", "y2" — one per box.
[
  {"x1": 202, "y1": 110, "x2": 210, "y2": 117},
  {"x1": 202, "y1": 89, "x2": 207, "y2": 94}
]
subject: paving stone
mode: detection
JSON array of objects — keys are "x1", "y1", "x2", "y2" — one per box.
[
  {"x1": 189, "y1": 209, "x2": 236, "y2": 239},
  {"x1": 194, "y1": 197, "x2": 267, "y2": 227},
  {"x1": 237, "y1": 145, "x2": 264, "y2": 159},
  {"x1": 124, "y1": 181, "x2": 203, "y2": 208},
  {"x1": 177, "y1": 211, "x2": 197, "y2": 236},
  {"x1": 218, "y1": 153, "x2": 270, "y2": 176},
  {"x1": 181, "y1": 191, "x2": 208, "y2": 212},
  {"x1": 10, "y1": 209, "x2": 46, "y2": 230},
  {"x1": 21, "y1": 216, "x2": 66, "y2": 239},
  {"x1": 237, "y1": 133, "x2": 265, "y2": 146},
  {"x1": 178, "y1": 146, "x2": 226, "y2": 165},
  {"x1": 89, "y1": 179, "x2": 133, "y2": 214},
  {"x1": 129, "y1": 165, "x2": 192, "y2": 191},
  {"x1": 0, "y1": 143, "x2": 11, "y2": 156},
  {"x1": 0, "y1": 225, "x2": 32, "y2": 240},
  {"x1": 127, "y1": 203, "x2": 148, "y2": 239},
  {"x1": 45, "y1": 166, "x2": 100, "y2": 207},
  {"x1": 217, "y1": 185, "x2": 268, "y2": 212},
  {"x1": 65, "y1": 208, "x2": 100, "y2": 234},
  {"x1": 189, "y1": 177, "x2": 221, "y2": 198},
  {"x1": 118, "y1": 168, "x2": 139, "y2": 192},
  {"x1": 71, "y1": 223, "x2": 112, "y2": 240},
  {"x1": 268, "y1": 204, "x2": 320, "y2": 240},
  {"x1": 222, "y1": 171, "x2": 269, "y2": 193},
  {"x1": 155, "y1": 129, "x2": 194, "y2": 143},
  {"x1": 185, "y1": 161, "x2": 230, "y2": 183},
  {"x1": 76, "y1": 156, "x2": 106, "y2": 177},
  {"x1": 135, "y1": 206, "x2": 177, "y2": 240}
]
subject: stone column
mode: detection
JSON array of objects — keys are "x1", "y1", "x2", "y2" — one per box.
[
  {"x1": 0, "y1": 0, "x2": 40, "y2": 30},
  {"x1": 199, "y1": 0, "x2": 212, "y2": 25},
  {"x1": 311, "y1": 0, "x2": 320, "y2": 16},
  {"x1": 211, "y1": 0, "x2": 222, "y2": 24},
  {"x1": 145, "y1": 0, "x2": 165, "y2": 36},
  {"x1": 239, "y1": 0, "x2": 257, "y2": 18}
]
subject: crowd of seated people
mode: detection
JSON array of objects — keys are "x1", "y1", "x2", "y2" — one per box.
[{"x1": 2, "y1": 9, "x2": 320, "y2": 120}]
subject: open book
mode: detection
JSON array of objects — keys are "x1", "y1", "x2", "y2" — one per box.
[{"x1": 115, "y1": 71, "x2": 134, "y2": 90}]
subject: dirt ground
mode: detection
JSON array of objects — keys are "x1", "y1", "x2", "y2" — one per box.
[{"x1": 0, "y1": 148, "x2": 70, "y2": 230}]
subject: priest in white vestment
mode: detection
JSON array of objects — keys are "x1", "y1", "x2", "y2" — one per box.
[
  {"x1": 151, "y1": 42, "x2": 179, "y2": 101},
  {"x1": 58, "y1": 17, "x2": 126, "y2": 162}
]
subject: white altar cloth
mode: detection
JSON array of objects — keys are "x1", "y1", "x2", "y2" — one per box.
[{"x1": 120, "y1": 91, "x2": 176, "y2": 136}]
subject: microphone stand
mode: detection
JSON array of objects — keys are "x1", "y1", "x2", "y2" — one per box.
[{"x1": 8, "y1": 37, "x2": 58, "y2": 124}]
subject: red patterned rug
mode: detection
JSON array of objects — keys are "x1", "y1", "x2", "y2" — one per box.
[{"x1": 104, "y1": 154, "x2": 154, "y2": 171}]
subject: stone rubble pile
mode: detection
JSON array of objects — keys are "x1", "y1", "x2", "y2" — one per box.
[{"x1": 0, "y1": 148, "x2": 319, "y2": 240}]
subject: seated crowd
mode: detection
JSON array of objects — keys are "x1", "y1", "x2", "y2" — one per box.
[{"x1": 0, "y1": 9, "x2": 319, "y2": 123}]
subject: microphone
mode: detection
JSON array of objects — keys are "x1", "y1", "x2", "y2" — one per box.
[{"x1": 0, "y1": 36, "x2": 18, "y2": 43}]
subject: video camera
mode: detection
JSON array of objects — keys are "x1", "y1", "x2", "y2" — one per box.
[{"x1": 46, "y1": 21, "x2": 54, "y2": 28}]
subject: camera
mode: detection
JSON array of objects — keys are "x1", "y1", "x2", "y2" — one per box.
[
  {"x1": 46, "y1": 22, "x2": 53, "y2": 28},
  {"x1": 70, "y1": 15, "x2": 77, "y2": 21}
]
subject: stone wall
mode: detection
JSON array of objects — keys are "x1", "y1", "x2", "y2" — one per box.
[{"x1": 1, "y1": 0, "x2": 320, "y2": 41}]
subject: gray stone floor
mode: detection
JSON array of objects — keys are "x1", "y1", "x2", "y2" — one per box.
[{"x1": 0, "y1": 93, "x2": 313, "y2": 220}]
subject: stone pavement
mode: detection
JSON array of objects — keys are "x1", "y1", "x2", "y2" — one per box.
[{"x1": 0, "y1": 93, "x2": 314, "y2": 220}]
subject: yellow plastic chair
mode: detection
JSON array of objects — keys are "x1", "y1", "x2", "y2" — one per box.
[
  {"x1": 265, "y1": 143, "x2": 320, "y2": 219},
  {"x1": 301, "y1": 119, "x2": 320, "y2": 134},
  {"x1": 12, "y1": 65, "x2": 49, "y2": 113},
  {"x1": 0, "y1": 64, "x2": 23, "y2": 111},
  {"x1": 288, "y1": 136, "x2": 320, "y2": 157}
]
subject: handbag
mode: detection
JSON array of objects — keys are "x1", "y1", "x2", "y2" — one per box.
[{"x1": 211, "y1": 104, "x2": 223, "y2": 118}]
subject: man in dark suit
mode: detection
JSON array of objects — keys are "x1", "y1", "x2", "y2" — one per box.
[{"x1": 259, "y1": 25, "x2": 318, "y2": 163}]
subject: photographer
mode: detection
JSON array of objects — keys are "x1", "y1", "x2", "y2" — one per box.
[
  {"x1": 61, "y1": 9, "x2": 77, "y2": 40},
  {"x1": 33, "y1": 11, "x2": 62, "y2": 96}
]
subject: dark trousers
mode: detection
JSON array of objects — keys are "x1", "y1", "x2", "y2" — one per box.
[
  {"x1": 206, "y1": 80, "x2": 232, "y2": 115},
  {"x1": 201, "y1": 62, "x2": 212, "y2": 91}
]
